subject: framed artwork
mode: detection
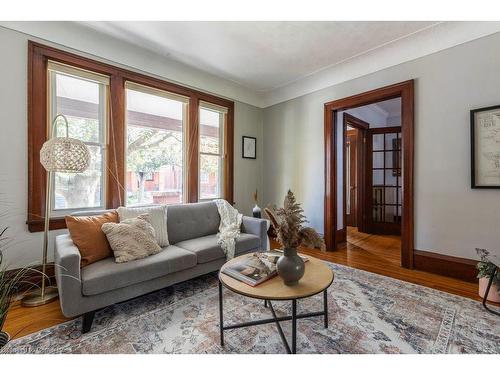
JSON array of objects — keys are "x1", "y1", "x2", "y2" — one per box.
[
  {"x1": 242, "y1": 136, "x2": 256, "y2": 159},
  {"x1": 471, "y1": 105, "x2": 500, "y2": 188}
]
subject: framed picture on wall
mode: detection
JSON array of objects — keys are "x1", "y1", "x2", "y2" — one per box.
[
  {"x1": 242, "y1": 136, "x2": 257, "y2": 159},
  {"x1": 471, "y1": 105, "x2": 500, "y2": 188}
]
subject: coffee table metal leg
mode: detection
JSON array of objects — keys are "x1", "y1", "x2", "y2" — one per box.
[
  {"x1": 217, "y1": 283, "x2": 331, "y2": 354},
  {"x1": 292, "y1": 299, "x2": 297, "y2": 354},
  {"x1": 323, "y1": 289, "x2": 328, "y2": 328},
  {"x1": 218, "y1": 279, "x2": 224, "y2": 346},
  {"x1": 267, "y1": 301, "x2": 291, "y2": 354}
]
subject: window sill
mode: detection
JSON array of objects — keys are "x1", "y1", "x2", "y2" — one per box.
[{"x1": 27, "y1": 218, "x2": 67, "y2": 233}]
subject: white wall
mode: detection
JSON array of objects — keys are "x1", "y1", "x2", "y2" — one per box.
[
  {"x1": 387, "y1": 114, "x2": 401, "y2": 126},
  {"x1": 263, "y1": 31, "x2": 500, "y2": 260},
  {"x1": 0, "y1": 26, "x2": 263, "y2": 269},
  {"x1": 233, "y1": 102, "x2": 264, "y2": 215}
]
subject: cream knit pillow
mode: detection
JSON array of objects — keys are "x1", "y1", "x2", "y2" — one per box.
[
  {"x1": 102, "y1": 214, "x2": 162, "y2": 263},
  {"x1": 117, "y1": 205, "x2": 168, "y2": 246}
]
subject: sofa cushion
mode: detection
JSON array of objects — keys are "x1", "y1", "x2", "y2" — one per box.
[
  {"x1": 81, "y1": 245, "x2": 197, "y2": 296},
  {"x1": 102, "y1": 214, "x2": 162, "y2": 263},
  {"x1": 117, "y1": 205, "x2": 169, "y2": 246},
  {"x1": 65, "y1": 211, "x2": 118, "y2": 267},
  {"x1": 167, "y1": 201, "x2": 220, "y2": 244},
  {"x1": 176, "y1": 233, "x2": 261, "y2": 264}
]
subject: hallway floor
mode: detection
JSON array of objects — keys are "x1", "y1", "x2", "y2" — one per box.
[
  {"x1": 292, "y1": 227, "x2": 481, "y2": 303},
  {"x1": 345, "y1": 226, "x2": 402, "y2": 267}
]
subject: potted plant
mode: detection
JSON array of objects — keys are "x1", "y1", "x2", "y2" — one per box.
[
  {"x1": 265, "y1": 190, "x2": 324, "y2": 285},
  {"x1": 476, "y1": 248, "x2": 500, "y2": 303},
  {"x1": 0, "y1": 227, "x2": 38, "y2": 349}
]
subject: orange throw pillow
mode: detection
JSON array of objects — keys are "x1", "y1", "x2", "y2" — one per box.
[{"x1": 65, "y1": 211, "x2": 118, "y2": 267}]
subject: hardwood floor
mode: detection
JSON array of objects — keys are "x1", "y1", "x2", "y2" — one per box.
[
  {"x1": 3, "y1": 226, "x2": 486, "y2": 340},
  {"x1": 4, "y1": 296, "x2": 69, "y2": 340},
  {"x1": 297, "y1": 226, "x2": 481, "y2": 301}
]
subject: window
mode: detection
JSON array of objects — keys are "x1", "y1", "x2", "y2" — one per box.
[
  {"x1": 125, "y1": 82, "x2": 188, "y2": 206},
  {"x1": 47, "y1": 61, "x2": 109, "y2": 215},
  {"x1": 199, "y1": 103, "x2": 226, "y2": 200},
  {"x1": 27, "y1": 42, "x2": 234, "y2": 232}
]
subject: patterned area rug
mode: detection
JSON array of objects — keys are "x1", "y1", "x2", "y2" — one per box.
[{"x1": 3, "y1": 262, "x2": 499, "y2": 354}]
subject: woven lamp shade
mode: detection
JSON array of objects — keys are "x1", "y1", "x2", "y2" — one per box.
[{"x1": 40, "y1": 136, "x2": 91, "y2": 173}]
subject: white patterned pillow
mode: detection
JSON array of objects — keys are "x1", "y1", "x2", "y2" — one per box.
[
  {"x1": 102, "y1": 214, "x2": 162, "y2": 263},
  {"x1": 117, "y1": 205, "x2": 168, "y2": 246}
]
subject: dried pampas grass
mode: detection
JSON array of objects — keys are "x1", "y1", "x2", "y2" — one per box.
[{"x1": 265, "y1": 190, "x2": 325, "y2": 251}]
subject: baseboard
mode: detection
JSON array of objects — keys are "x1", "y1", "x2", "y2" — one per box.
[
  {"x1": 413, "y1": 250, "x2": 477, "y2": 283},
  {"x1": 5, "y1": 263, "x2": 56, "y2": 293},
  {"x1": 336, "y1": 228, "x2": 347, "y2": 243}
]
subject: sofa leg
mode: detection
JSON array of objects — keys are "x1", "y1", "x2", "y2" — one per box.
[{"x1": 82, "y1": 311, "x2": 95, "y2": 334}]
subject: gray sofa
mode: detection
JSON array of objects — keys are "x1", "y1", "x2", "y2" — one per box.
[{"x1": 54, "y1": 201, "x2": 267, "y2": 333}]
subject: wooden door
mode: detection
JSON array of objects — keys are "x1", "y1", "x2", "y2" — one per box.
[
  {"x1": 366, "y1": 126, "x2": 402, "y2": 235},
  {"x1": 343, "y1": 113, "x2": 368, "y2": 233},
  {"x1": 346, "y1": 130, "x2": 358, "y2": 227}
]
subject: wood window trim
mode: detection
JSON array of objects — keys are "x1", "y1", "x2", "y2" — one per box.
[
  {"x1": 27, "y1": 41, "x2": 234, "y2": 232},
  {"x1": 324, "y1": 80, "x2": 414, "y2": 268}
]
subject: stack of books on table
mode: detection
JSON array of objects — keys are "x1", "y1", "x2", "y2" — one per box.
[{"x1": 222, "y1": 250, "x2": 309, "y2": 286}]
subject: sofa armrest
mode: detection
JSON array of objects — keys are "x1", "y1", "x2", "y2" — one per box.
[
  {"x1": 241, "y1": 216, "x2": 268, "y2": 251},
  {"x1": 55, "y1": 234, "x2": 82, "y2": 317}
]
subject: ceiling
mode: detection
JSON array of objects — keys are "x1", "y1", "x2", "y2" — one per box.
[
  {"x1": 5, "y1": 21, "x2": 496, "y2": 107},
  {"x1": 345, "y1": 97, "x2": 401, "y2": 128},
  {"x1": 373, "y1": 97, "x2": 401, "y2": 118},
  {"x1": 81, "y1": 21, "x2": 439, "y2": 92}
]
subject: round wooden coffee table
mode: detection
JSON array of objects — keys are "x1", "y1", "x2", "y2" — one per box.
[{"x1": 218, "y1": 253, "x2": 334, "y2": 354}]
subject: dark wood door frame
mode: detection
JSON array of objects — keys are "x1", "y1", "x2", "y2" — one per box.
[
  {"x1": 324, "y1": 80, "x2": 414, "y2": 268},
  {"x1": 343, "y1": 113, "x2": 369, "y2": 235}
]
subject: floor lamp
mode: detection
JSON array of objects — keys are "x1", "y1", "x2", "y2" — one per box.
[{"x1": 22, "y1": 114, "x2": 91, "y2": 307}]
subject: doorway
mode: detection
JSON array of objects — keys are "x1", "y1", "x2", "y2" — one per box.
[{"x1": 324, "y1": 80, "x2": 414, "y2": 268}]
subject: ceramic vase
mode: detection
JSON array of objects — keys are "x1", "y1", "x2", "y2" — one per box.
[
  {"x1": 277, "y1": 248, "x2": 305, "y2": 286},
  {"x1": 252, "y1": 204, "x2": 262, "y2": 218},
  {"x1": 479, "y1": 277, "x2": 500, "y2": 303}
]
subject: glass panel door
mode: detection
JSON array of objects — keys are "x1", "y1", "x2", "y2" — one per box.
[{"x1": 367, "y1": 128, "x2": 402, "y2": 234}]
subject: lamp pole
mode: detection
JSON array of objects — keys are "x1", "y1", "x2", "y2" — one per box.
[
  {"x1": 22, "y1": 114, "x2": 89, "y2": 307},
  {"x1": 21, "y1": 169, "x2": 59, "y2": 306}
]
